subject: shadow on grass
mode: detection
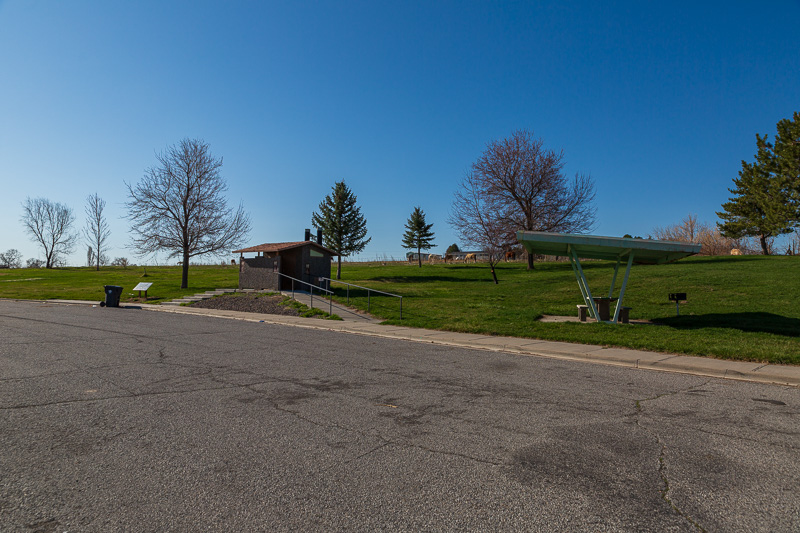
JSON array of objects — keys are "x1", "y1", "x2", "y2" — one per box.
[{"x1": 654, "y1": 312, "x2": 800, "y2": 337}]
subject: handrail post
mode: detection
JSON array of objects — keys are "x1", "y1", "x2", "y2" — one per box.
[
  {"x1": 347, "y1": 285, "x2": 349, "y2": 304},
  {"x1": 292, "y1": 279, "x2": 294, "y2": 300},
  {"x1": 368, "y1": 290, "x2": 371, "y2": 313},
  {"x1": 400, "y1": 296, "x2": 402, "y2": 320}
]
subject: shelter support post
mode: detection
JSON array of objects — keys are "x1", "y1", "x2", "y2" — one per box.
[
  {"x1": 611, "y1": 252, "x2": 635, "y2": 323},
  {"x1": 568, "y1": 246, "x2": 600, "y2": 321},
  {"x1": 609, "y1": 258, "x2": 620, "y2": 298}
]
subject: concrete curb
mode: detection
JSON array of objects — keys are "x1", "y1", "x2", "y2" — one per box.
[{"x1": 20, "y1": 299, "x2": 800, "y2": 388}]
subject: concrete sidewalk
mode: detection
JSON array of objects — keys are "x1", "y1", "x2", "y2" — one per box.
[
  {"x1": 279, "y1": 290, "x2": 379, "y2": 322},
  {"x1": 23, "y1": 299, "x2": 800, "y2": 387}
]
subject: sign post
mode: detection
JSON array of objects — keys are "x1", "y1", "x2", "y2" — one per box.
[{"x1": 669, "y1": 292, "x2": 687, "y2": 316}]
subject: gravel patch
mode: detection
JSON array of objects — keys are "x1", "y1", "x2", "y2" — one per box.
[{"x1": 189, "y1": 293, "x2": 304, "y2": 317}]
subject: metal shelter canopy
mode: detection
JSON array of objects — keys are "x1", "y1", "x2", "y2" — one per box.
[{"x1": 516, "y1": 231, "x2": 701, "y2": 323}]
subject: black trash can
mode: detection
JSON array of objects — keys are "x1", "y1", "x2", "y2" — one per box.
[{"x1": 103, "y1": 285, "x2": 123, "y2": 307}]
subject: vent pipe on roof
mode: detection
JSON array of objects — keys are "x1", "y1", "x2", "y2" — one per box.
[
  {"x1": 316, "y1": 228, "x2": 323, "y2": 245},
  {"x1": 304, "y1": 228, "x2": 311, "y2": 242}
]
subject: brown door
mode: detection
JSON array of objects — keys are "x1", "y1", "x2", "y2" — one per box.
[{"x1": 279, "y1": 251, "x2": 298, "y2": 290}]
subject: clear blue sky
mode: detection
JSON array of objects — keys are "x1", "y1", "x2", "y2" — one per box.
[{"x1": 1, "y1": 0, "x2": 798, "y2": 265}]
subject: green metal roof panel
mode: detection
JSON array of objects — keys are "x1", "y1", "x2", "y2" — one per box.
[{"x1": 516, "y1": 231, "x2": 701, "y2": 265}]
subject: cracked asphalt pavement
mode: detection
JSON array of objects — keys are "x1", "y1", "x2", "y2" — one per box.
[{"x1": 1, "y1": 300, "x2": 798, "y2": 532}]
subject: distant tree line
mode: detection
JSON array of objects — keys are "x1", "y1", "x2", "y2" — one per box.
[{"x1": 650, "y1": 214, "x2": 755, "y2": 255}]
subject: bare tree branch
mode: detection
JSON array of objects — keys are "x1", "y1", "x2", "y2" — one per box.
[
  {"x1": 0, "y1": 249, "x2": 23, "y2": 268},
  {"x1": 83, "y1": 193, "x2": 111, "y2": 270},
  {"x1": 468, "y1": 130, "x2": 597, "y2": 269},
  {"x1": 650, "y1": 213, "x2": 748, "y2": 255},
  {"x1": 20, "y1": 197, "x2": 77, "y2": 268},
  {"x1": 125, "y1": 138, "x2": 251, "y2": 288},
  {"x1": 448, "y1": 171, "x2": 507, "y2": 283}
]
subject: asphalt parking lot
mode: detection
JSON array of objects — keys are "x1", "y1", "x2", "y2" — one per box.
[{"x1": 1, "y1": 300, "x2": 798, "y2": 531}]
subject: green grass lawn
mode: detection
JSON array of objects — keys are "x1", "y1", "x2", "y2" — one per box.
[
  {"x1": 1, "y1": 256, "x2": 798, "y2": 364},
  {"x1": 331, "y1": 256, "x2": 800, "y2": 365},
  {"x1": 0, "y1": 264, "x2": 239, "y2": 304}
]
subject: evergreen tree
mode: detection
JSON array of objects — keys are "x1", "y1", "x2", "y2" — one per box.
[
  {"x1": 773, "y1": 112, "x2": 800, "y2": 209},
  {"x1": 446, "y1": 243, "x2": 460, "y2": 254},
  {"x1": 401, "y1": 206, "x2": 436, "y2": 267},
  {"x1": 312, "y1": 180, "x2": 371, "y2": 279},
  {"x1": 717, "y1": 113, "x2": 800, "y2": 254}
]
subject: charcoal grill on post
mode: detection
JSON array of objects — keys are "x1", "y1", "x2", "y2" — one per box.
[{"x1": 669, "y1": 292, "x2": 687, "y2": 316}]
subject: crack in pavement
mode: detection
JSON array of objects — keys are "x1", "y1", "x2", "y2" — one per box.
[
  {"x1": 634, "y1": 380, "x2": 711, "y2": 532},
  {"x1": 240, "y1": 382, "x2": 505, "y2": 471},
  {"x1": 0, "y1": 369, "x2": 84, "y2": 382},
  {"x1": 653, "y1": 420, "x2": 800, "y2": 449},
  {"x1": 0, "y1": 383, "x2": 240, "y2": 410},
  {"x1": 316, "y1": 441, "x2": 393, "y2": 474}
]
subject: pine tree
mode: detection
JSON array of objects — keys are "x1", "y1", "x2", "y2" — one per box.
[
  {"x1": 773, "y1": 112, "x2": 800, "y2": 210},
  {"x1": 312, "y1": 180, "x2": 371, "y2": 279},
  {"x1": 717, "y1": 114, "x2": 800, "y2": 254},
  {"x1": 401, "y1": 207, "x2": 436, "y2": 267}
]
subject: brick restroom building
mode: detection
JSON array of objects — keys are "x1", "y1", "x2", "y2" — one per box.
[{"x1": 233, "y1": 229, "x2": 336, "y2": 291}]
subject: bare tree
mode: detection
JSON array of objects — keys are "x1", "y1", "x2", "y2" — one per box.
[
  {"x1": 470, "y1": 130, "x2": 596, "y2": 269},
  {"x1": 111, "y1": 257, "x2": 130, "y2": 268},
  {"x1": 20, "y1": 197, "x2": 77, "y2": 268},
  {"x1": 125, "y1": 138, "x2": 251, "y2": 288},
  {"x1": 651, "y1": 214, "x2": 702, "y2": 243},
  {"x1": 448, "y1": 170, "x2": 507, "y2": 284},
  {"x1": 0, "y1": 249, "x2": 23, "y2": 268},
  {"x1": 650, "y1": 213, "x2": 747, "y2": 256},
  {"x1": 83, "y1": 193, "x2": 111, "y2": 271},
  {"x1": 26, "y1": 258, "x2": 44, "y2": 268}
]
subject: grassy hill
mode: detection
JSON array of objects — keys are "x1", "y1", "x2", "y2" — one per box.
[
  {"x1": 332, "y1": 256, "x2": 800, "y2": 365},
  {"x1": 0, "y1": 256, "x2": 797, "y2": 364}
]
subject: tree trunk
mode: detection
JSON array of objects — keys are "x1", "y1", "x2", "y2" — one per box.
[
  {"x1": 337, "y1": 256, "x2": 342, "y2": 280},
  {"x1": 760, "y1": 234, "x2": 769, "y2": 255},
  {"x1": 181, "y1": 249, "x2": 190, "y2": 288},
  {"x1": 490, "y1": 265, "x2": 499, "y2": 284},
  {"x1": 417, "y1": 246, "x2": 422, "y2": 268},
  {"x1": 527, "y1": 253, "x2": 535, "y2": 270}
]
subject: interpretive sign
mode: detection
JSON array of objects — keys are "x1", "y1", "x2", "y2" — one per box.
[{"x1": 132, "y1": 282, "x2": 153, "y2": 298}]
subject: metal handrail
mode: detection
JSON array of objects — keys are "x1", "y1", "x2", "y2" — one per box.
[
  {"x1": 276, "y1": 272, "x2": 334, "y2": 316},
  {"x1": 319, "y1": 276, "x2": 402, "y2": 319}
]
